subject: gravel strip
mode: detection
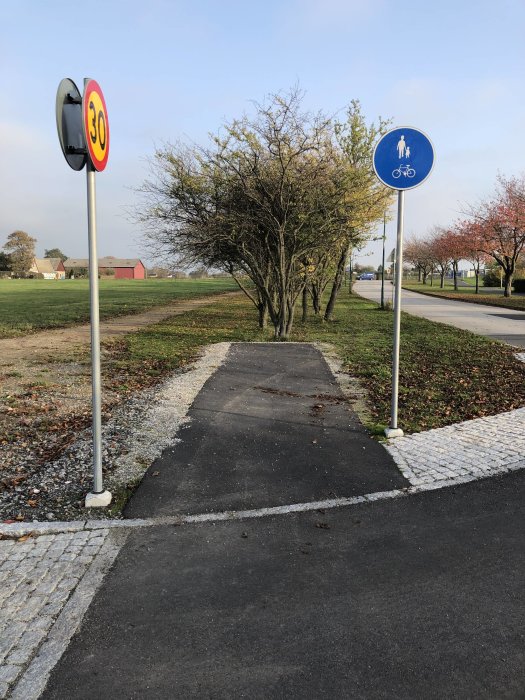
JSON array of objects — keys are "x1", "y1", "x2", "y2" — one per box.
[{"x1": 0, "y1": 343, "x2": 231, "y2": 524}]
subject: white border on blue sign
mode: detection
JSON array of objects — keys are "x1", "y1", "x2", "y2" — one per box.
[{"x1": 373, "y1": 125, "x2": 435, "y2": 191}]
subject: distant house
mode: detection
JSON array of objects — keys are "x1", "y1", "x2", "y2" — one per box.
[
  {"x1": 100, "y1": 257, "x2": 146, "y2": 279},
  {"x1": 29, "y1": 258, "x2": 66, "y2": 279},
  {"x1": 64, "y1": 257, "x2": 146, "y2": 279}
]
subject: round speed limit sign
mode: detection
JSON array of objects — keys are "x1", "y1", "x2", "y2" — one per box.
[{"x1": 83, "y1": 79, "x2": 109, "y2": 171}]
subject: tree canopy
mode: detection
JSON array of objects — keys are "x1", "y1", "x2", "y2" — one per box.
[
  {"x1": 137, "y1": 89, "x2": 391, "y2": 337},
  {"x1": 44, "y1": 248, "x2": 68, "y2": 261},
  {"x1": 3, "y1": 230, "x2": 36, "y2": 277}
]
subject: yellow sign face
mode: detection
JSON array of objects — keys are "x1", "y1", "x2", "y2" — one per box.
[{"x1": 83, "y1": 80, "x2": 109, "y2": 171}]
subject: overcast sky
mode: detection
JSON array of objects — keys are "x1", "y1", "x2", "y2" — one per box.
[{"x1": 1, "y1": 0, "x2": 524, "y2": 268}]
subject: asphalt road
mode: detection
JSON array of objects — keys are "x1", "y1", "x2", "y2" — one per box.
[
  {"x1": 355, "y1": 280, "x2": 525, "y2": 347},
  {"x1": 41, "y1": 343, "x2": 525, "y2": 699},
  {"x1": 43, "y1": 471, "x2": 525, "y2": 700}
]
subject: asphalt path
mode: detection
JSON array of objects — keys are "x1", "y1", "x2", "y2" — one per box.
[
  {"x1": 124, "y1": 343, "x2": 407, "y2": 518},
  {"x1": 40, "y1": 343, "x2": 525, "y2": 699},
  {"x1": 43, "y1": 471, "x2": 525, "y2": 699},
  {"x1": 356, "y1": 280, "x2": 525, "y2": 347}
]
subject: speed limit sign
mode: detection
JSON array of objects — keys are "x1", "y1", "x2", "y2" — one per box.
[
  {"x1": 56, "y1": 75, "x2": 112, "y2": 507},
  {"x1": 82, "y1": 79, "x2": 109, "y2": 171}
]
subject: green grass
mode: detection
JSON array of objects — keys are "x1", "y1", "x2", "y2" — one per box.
[
  {"x1": 102, "y1": 292, "x2": 525, "y2": 435},
  {"x1": 102, "y1": 296, "x2": 268, "y2": 393},
  {"x1": 402, "y1": 280, "x2": 525, "y2": 311},
  {"x1": 0, "y1": 278, "x2": 238, "y2": 337}
]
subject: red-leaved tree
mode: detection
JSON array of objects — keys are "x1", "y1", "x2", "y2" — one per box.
[
  {"x1": 470, "y1": 175, "x2": 525, "y2": 297},
  {"x1": 454, "y1": 218, "x2": 491, "y2": 294},
  {"x1": 428, "y1": 226, "x2": 452, "y2": 288}
]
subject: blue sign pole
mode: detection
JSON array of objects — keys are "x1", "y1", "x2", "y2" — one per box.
[{"x1": 373, "y1": 127, "x2": 434, "y2": 438}]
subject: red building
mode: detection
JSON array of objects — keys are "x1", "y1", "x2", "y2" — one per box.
[
  {"x1": 64, "y1": 257, "x2": 146, "y2": 279},
  {"x1": 100, "y1": 257, "x2": 146, "y2": 279}
]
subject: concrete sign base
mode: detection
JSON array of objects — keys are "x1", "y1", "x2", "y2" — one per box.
[
  {"x1": 385, "y1": 427, "x2": 404, "y2": 439},
  {"x1": 85, "y1": 490, "x2": 112, "y2": 508}
]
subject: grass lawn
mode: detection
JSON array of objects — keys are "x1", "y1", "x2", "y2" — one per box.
[
  {"x1": 0, "y1": 278, "x2": 238, "y2": 337},
  {"x1": 103, "y1": 292, "x2": 525, "y2": 435},
  {"x1": 403, "y1": 280, "x2": 525, "y2": 311}
]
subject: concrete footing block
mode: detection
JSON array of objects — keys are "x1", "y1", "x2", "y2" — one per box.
[
  {"x1": 85, "y1": 490, "x2": 112, "y2": 508},
  {"x1": 385, "y1": 427, "x2": 404, "y2": 439}
]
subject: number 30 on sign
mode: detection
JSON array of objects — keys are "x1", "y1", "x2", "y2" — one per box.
[{"x1": 83, "y1": 79, "x2": 109, "y2": 171}]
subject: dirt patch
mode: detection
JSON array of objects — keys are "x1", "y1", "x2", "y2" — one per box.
[
  {"x1": 0, "y1": 292, "x2": 238, "y2": 376},
  {"x1": 0, "y1": 292, "x2": 239, "y2": 511}
]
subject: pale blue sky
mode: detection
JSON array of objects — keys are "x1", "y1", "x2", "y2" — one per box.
[{"x1": 1, "y1": 0, "x2": 524, "y2": 267}]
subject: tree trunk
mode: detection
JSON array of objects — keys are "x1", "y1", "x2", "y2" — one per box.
[
  {"x1": 273, "y1": 287, "x2": 296, "y2": 339},
  {"x1": 453, "y1": 262, "x2": 459, "y2": 291},
  {"x1": 475, "y1": 270, "x2": 479, "y2": 294},
  {"x1": 285, "y1": 299, "x2": 295, "y2": 337},
  {"x1": 504, "y1": 270, "x2": 513, "y2": 298},
  {"x1": 325, "y1": 243, "x2": 350, "y2": 322},
  {"x1": 258, "y1": 300, "x2": 268, "y2": 329},
  {"x1": 311, "y1": 284, "x2": 321, "y2": 314},
  {"x1": 231, "y1": 270, "x2": 270, "y2": 329},
  {"x1": 302, "y1": 285, "x2": 308, "y2": 323}
]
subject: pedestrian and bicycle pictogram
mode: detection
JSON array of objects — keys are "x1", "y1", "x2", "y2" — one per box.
[{"x1": 373, "y1": 127, "x2": 434, "y2": 190}]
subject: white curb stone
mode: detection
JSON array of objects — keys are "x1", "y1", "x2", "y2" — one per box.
[{"x1": 386, "y1": 407, "x2": 525, "y2": 487}]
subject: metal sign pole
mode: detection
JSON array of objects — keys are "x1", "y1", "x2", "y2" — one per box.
[
  {"x1": 385, "y1": 190, "x2": 405, "y2": 438},
  {"x1": 85, "y1": 162, "x2": 111, "y2": 507},
  {"x1": 380, "y1": 214, "x2": 386, "y2": 309},
  {"x1": 373, "y1": 126, "x2": 434, "y2": 438},
  {"x1": 56, "y1": 76, "x2": 111, "y2": 507}
]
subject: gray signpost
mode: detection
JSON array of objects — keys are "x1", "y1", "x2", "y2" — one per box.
[
  {"x1": 373, "y1": 127, "x2": 434, "y2": 438},
  {"x1": 56, "y1": 77, "x2": 111, "y2": 507}
]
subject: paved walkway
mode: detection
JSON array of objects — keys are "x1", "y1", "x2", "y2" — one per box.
[
  {"x1": 0, "y1": 342, "x2": 524, "y2": 698},
  {"x1": 355, "y1": 280, "x2": 525, "y2": 346}
]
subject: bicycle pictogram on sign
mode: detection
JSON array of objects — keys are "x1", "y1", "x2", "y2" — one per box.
[{"x1": 392, "y1": 164, "x2": 416, "y2": 179}]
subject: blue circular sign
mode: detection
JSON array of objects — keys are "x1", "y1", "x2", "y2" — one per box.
[{"x1": 373, "y1": 126, "x2": 434, "y2": 190}]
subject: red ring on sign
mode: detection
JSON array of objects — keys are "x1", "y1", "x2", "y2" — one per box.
[{"x1": 82, "y1": 79, "x2": 110, "y2": 171}]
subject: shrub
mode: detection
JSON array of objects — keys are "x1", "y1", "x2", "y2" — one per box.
[
  {"x1": 513, "y1": 279, "x2": 525, "y2": 293},
  {"x1": 483, "y1": 267, "x2": 502, "y2": 287}
]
